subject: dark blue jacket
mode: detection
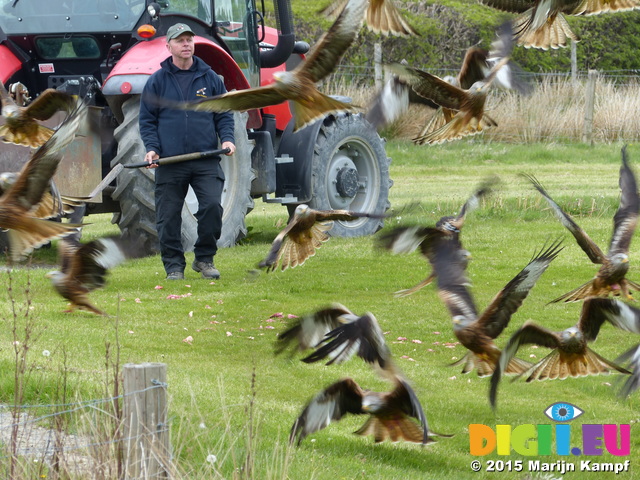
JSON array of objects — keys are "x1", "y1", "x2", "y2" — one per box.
[{"x1": 139, "y1": 55, "x2": 235, "y2": 162}]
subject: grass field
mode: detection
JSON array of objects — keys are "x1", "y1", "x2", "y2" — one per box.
[{"x1": 1, "y1": 140, "x2": 640, "y2": 479}]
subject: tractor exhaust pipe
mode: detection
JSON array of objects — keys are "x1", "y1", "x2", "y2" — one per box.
[{"x1": 259, "y1": 0, "x2": 295, "y2": 69}]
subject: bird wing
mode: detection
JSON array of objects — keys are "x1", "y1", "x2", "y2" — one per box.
[
  {"x1": 312, "y1": 208, "x2": 387, "y2": 225},
  {"x1": 438, "y1": 284, "x2": 478, "y2": 325},
  {"x1": 66, "y1": 235, "x2": 142, "y2": 291},
  {"x1": 489, "y1": 320, "x2": 561, "y2": 408},
  {"x1": 258, "y1": 212, "x2": 332, "y2": 272},
  {"x1": 457, "y1": 47, "x2": 490, "y2": 90},
  {"x1": 257, "y1": 218, "x2": 298, "y2": 271},
  {"x1": 523, "y1": 173, "x2": 606, "y2": 264},
  {"x1": 365, "y1": 76, "x2": 411, "y2": 130},
  {"x1": 170, "y1": 85, "x2": 287, "y2": 113},
  {"x1": 1, "y1": 98, "x2": 86, "y2": 213},
  {"x1": 385, "y1": 63, "x2": 470, "y2": 111},
  {"x1": 275, "y1": 303, "x2": 355, "y2": 354},
  {"x1": 568, "y1": 0, "x2": 640, "y2": 15},
  {"x1": 376, "y1": 225, "x2": 437, "y2": 255},
  {"x1": 576, "y1": 297, "x2": 623, "y2": 342},
  {"x1": 290, "y1": 377, "x2": 364, "y2": 445},
  {"x1": 609, "y1": 145, "x2": 639, "y2": 256},
  {"x1": 615, "y1": 344, "x2": 640, "y2": 397},
  {"x1": 366, "y1": 0, "x2": 419, "y2": 37},
  {"x1": 302, "y1": 312, "x2": 395, "y2": 378},
  {"x1": 21, "y1": 89, "x2": 76, "y2": 121},
  {"x1": 452, "y1": 175, "x2": 499, "y2": 226},
  {"x1": 299, "y1": 0, "x2": 368, "y2": 83},
  {"x1": 381, "y1": 378, "x2": 430, "y2": 444},
  {"x1": 583, "y1": 297, "x2": 640, "y2": 336},
  {"x1": 478, "y1": 240, "x2": 563, "y2": 339},
  {"x1": 480, "y1": 22, "x2": 516, "y2": 89}
]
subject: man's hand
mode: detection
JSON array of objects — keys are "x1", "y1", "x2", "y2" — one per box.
[
  {"x1": 222, "y1": 141, "x2": 236, "y2": 156},
  {"x1": 145, "y1": 150, "x2": 160, "y2": 168}
]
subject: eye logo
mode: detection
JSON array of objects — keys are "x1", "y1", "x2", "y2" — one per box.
[{"x1": 544, "y1": 402, "x2": 583, "y2": 422}]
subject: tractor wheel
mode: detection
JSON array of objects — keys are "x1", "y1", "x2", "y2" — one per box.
[
  {"x1": 307, "y1": 113, "x2": 392, "y2": 237},
  {"x1": 111, "y1": 96, "x2": 163, "y2": 253},
  {"x1": 111, "y1": 97, "x2": 253, "y2": 254}
]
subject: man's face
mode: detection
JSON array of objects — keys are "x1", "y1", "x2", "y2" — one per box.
[{"x1": 167, "y1": 33, "x2": 195, "y2": 60}]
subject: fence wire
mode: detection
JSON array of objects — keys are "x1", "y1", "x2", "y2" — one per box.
[{"x1": 0, "y1": 383, "x2": 166, "y2": 476}]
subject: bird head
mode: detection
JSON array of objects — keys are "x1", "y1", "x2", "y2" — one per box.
[
  {"x1": 560, "y1": 327, "x2": 581, "y2": 344},
  {"x1": 0, "y1": 172, "x2": 18, "y2": 192},
  {"x1": 361, "y1": 393, "x2": 384, "y2": 413},
  {"x1": 611, "y1": 253, "x2": 629, "y2": 265},
  {"x1": 294, "y1": 204, "x2": 310, "y2": 218},
  {"x1": 45, "y1": 270, "x2": 64, "y2": 285}
]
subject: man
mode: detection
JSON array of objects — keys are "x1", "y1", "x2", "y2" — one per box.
[{"x1": 139, "y1": 23, "x2": 236, "y2": 280}]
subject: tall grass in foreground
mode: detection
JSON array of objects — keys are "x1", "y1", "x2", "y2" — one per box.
[{"x1": 325, "y1": 75, "x2": 640, "y2": 144}]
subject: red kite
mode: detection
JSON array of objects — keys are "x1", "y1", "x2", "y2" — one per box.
[
  {"x1": 0, "y1": 81, "x2": 76, "y2": 148},
  {"x1": 436, "y1": 240, "x2": 563, "y2": 377},
  {"x1": 0, "y1": 99, "x2": 86, "y2": 261},
  {"x1": 258, "y1": 204, "x2": 385, "y2": 272},
  {"x1": 524, "y1": 146, "x2": 640, "y2": 302},
  {"x1": 481, "y1": 0, "x2": 640, "y2": 49},
  {"x1": 489, "y1": 297, "x2": 632, "y2": 408},
  {"x1": 46, "y1": 235, "x2": 143, "y2": 315},
  {"x1": 377, "y1": 176, "x2": 497, "y2": 296}
]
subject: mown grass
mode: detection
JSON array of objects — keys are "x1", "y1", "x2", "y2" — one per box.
[{"x1": 1, "y1": 141, "x2": 640, "y2": 479}]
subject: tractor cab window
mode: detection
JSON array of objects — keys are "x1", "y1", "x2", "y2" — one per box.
[
  {"x1": 0, "y1": 0, "x2": 145, "y2": 34},
  {"x1": 214, "y1": 0, "x2": 260, "y2": 88},
  {"x1": 36, "y1": 36, "x2": 101, "y2": 59},
  {"x1": 163, "y1": 0, "x2": 212, "y2": 24}
]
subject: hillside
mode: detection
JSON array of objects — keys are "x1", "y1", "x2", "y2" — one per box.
[{"x1": 285, "y1": 0, "x2": 640, "y2": 73}]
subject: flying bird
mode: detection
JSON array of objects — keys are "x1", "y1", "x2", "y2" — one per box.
[
  {"x1": 366, "y1": 22, "x2": 530, "y2": 143},
  {"x1": 154, "y1": 0, "x2": 368, "y2": 131},
  {"x1": 290, "y1": 377, "x2": 434, "y2": 445},
  {"x1": 377, "y1": 176, "x2": 497, "y2": 296},
  {"x1": 46, "y1": 235, "x2": 144, "y2": 315},
  {"x1": 480, "y1": 0, "x2": 640, "y2": 49},
  {"x1": 320, "y1": 0, "x2": 419, "y2": 37},
  {"x1": 489, "y1": 297, "x2": 633, "y2": 409},
  {"x1": 280, "y1": 304, "x2": 448, "y2": 445},
  {"x1": 0, "y1": 81, "x2": 76, "y2": 148},
  {"x1": 0, "y1": 171, "x2": 83, "y2": 220},
  {"x1": 524, "y1": 146, "x2": 640, "y2": 303},
  {"x1": 0, "y1": 98, "x2": 86, "y2": 261},
  {"x1": 276, "y1": 302, "x2": 354, "y2": 355},
  {"x1": 258, "y1": 204, "x2": 385, "y2": 272},
  {"x1": 437, "y1": 240, "x2": 563, "y2": 377}
]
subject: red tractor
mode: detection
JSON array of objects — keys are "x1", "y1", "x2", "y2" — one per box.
[{"x1": 0, "y1": 0, "x2": 391, "y2": 253}]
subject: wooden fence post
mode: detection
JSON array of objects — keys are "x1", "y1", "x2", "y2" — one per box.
[
  {"x1": 374, "y1": 42, "x2": 382, "y2": 89},
  {"x1": 582, "y1": 69, "x2": 597, "y2": 146},
  {"x1": 123, "y1": 362, "x2": 171, "y2": 479}
]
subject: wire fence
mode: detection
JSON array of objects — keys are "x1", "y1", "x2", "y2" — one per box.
[
  {"x1": 323, "y1": 65, "x2": 640, "y2": 144},
  {"x1": 0, "y1": 381, "x2": 167, "y2": 478}
]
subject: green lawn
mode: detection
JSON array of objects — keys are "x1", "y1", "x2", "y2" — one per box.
[{"x1": 1, "y1": 140, "x2": 639, "y2": 479}]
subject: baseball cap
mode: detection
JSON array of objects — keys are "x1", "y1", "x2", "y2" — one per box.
[{"x1": 166, "y1": 23, "x2": 195, "y2": 41}]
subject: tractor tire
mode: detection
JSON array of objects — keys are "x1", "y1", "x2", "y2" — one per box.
[
  {"x1": 308, "y1": 113, "x2": 392, "y2": 237},
  {"x1": 110, "y1": 97, "x2": 253, "y2": 254},
  {"x1": 111, "y1": 96, "x2": 165, "y2": 253}
]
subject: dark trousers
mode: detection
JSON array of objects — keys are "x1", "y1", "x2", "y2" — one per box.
[{"x1": 154, "y1": 162, "x2": 224, "y2": 274}]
